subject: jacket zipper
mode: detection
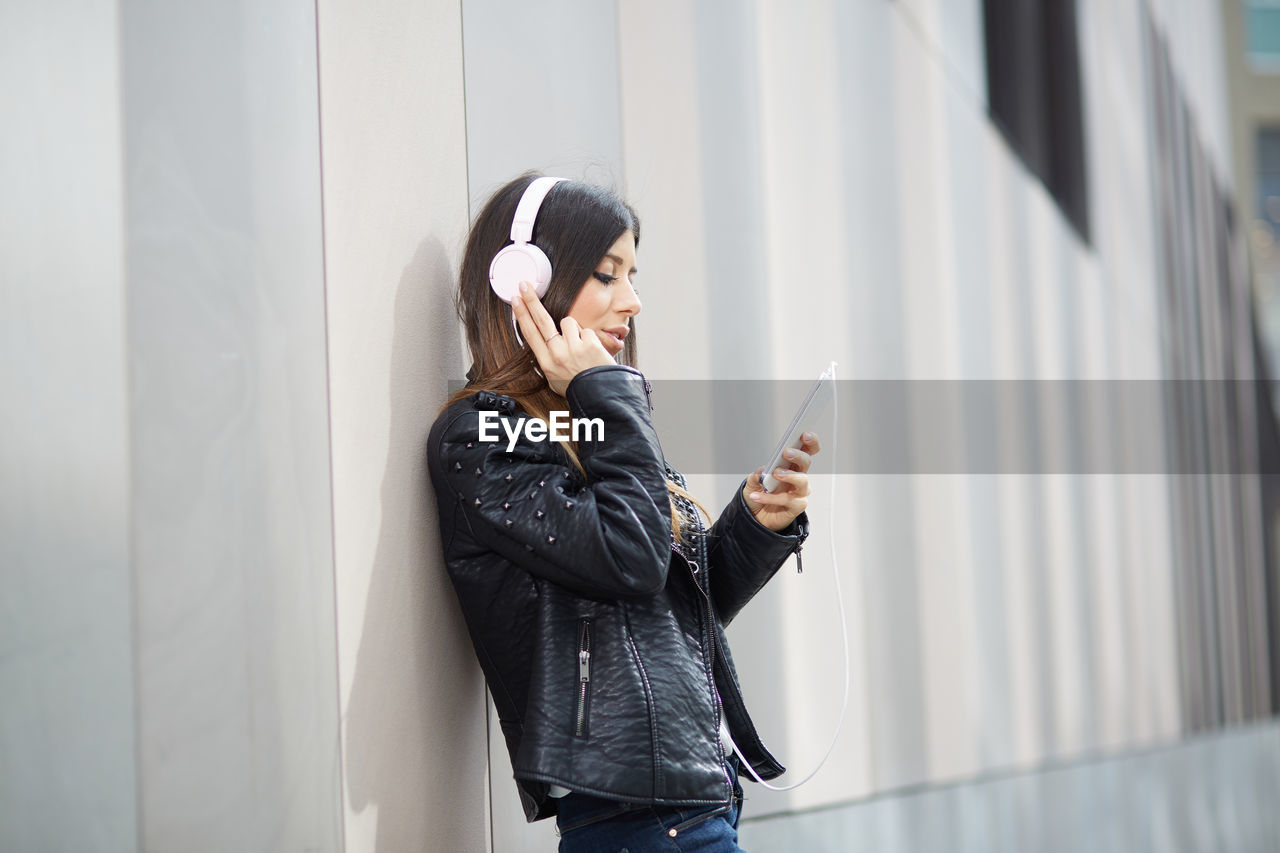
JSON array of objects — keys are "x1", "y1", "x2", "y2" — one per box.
[
  {"x1": 677, "y1": 539, "x2": 735, "y2": 803},
  {"x1": 575, "y1": 619, "x2": 592, "y2": 737}
]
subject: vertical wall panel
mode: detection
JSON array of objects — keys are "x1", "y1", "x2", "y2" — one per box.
[
  {"x1": 893, "y1": 0, "x2": 988, "y2": 107},
  {"x1": 888, "y1": 3, "x2": 983, "y2": 783},
  {"x1": 750, "y1": 0, "x2": 874, "y2": 812},
  {"x1": 317, "y1": 0, "x2": 485, "y2": 851},
  {"x1": 1146, "y1": 0, "x2": 1232, "y2": 184},
  {"x1": 461, "y1": 0, "x2": 624, "y2": 209},
  {"x1": 616, "y1": 0, "x2": 713, "y2": 382},
  {"x1": 120, "y1": 1, "x2": 341, "y2": 849},
  {"x1": 0, "y1": 2, "x2": 138, "y2": 850},
  {"x1": 982, "y1": 128, "x2": 1043, "y2": 768}
]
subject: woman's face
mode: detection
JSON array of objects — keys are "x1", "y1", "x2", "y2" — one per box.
[{"x1": 567, "y1": 230, "x2": 641, "y2": 357}]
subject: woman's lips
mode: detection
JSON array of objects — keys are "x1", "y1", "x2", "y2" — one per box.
[{"x1": 598, "y1": 329, "x2": 625, "y2": 355}]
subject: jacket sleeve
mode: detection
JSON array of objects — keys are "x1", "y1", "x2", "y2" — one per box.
[
  {"x1": 434, "y1": 365, "x2": 672, "y2": 601},
  {"x1": 707, "y1": 481, "x2": 809, "y2": 626}
]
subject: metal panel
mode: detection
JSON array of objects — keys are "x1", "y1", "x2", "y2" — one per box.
[
  {"x1": 119, "y1": 1, "x2": 341, "y2": 848},
  {"x1": 0, "y1": 2, "x2": 138, "y2": 849}
]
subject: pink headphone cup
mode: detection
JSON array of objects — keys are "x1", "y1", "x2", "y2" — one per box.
[{"x1": 489, "y1": 243, "x2": 553, "y2": 303}]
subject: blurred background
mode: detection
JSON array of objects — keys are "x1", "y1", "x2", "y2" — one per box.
[{"x1": 4, "y1": 0, "x2": 1280, "y2": 851}]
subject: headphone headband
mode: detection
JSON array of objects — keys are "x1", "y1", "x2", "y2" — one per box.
[
  {"x1": 488, "y1": 175, "x2": 568, "y2": 306},
  {"x1": 510, "y1": 176, "x2": 566, "y2": 245}
]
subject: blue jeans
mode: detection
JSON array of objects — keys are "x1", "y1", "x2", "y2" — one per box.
[{"x1": 555, "y1": 757, "x2": 746, "y2": 852}]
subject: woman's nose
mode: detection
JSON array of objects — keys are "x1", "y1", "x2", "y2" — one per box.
[{"x1": 617, "y1": 280, "x2": 642, "y2": 315}]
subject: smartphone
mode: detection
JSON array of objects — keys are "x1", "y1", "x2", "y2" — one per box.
[{"x1": 760, "y1": 362, "x2": 836, "y2": 492}]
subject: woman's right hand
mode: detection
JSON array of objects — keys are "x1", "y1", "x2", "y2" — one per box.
[{"x1": 512, "y1": 280, "x2": 616, "y2": 396}]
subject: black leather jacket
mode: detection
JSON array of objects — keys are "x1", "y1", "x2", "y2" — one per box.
[{"x1": 427, "y1": 364, "x2": 808, "y2": 822}]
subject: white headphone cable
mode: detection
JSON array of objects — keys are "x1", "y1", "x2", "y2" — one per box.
[{"x1": 721, "y1": 360, "x2": 848, "y2": 791}]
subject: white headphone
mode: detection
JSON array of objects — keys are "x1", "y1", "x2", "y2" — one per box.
[{"x1": 489, "y1": 176, "x2": 567, "y2": 303}]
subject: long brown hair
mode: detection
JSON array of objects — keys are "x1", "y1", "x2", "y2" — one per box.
[{"x1": 442, "y1": 172, "x2": 710, "y2": 537}]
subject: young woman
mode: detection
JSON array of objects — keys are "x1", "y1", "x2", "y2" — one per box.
[{"x1": 427, "y1": 173, "x2": 818, "y2": 852}]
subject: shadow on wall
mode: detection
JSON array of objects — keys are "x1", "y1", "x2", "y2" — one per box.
[{"x1": 342, "y1": 236, "x2": 487, "y2": 852}]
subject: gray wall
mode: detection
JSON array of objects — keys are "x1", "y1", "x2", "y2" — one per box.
[
  {"x1": 316, "y1": 0, "x2": 487, "y2": 850},
  {"x1": 1, "y1": 2, "x2": 137, "y2": 850},
  {"x1": 462, "y1": 0, "x2": 625, "y2": 207},
  {"x1": 119, "y1": 0, "x2": 342, "y2": 848},
  {"x1": 4, "y1": 0, "x2": 346, "y2": 849}
]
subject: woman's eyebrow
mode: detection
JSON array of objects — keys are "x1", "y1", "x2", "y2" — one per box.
[{"x1": 604, "y1": 253, "x2": 638, "y2": 274}]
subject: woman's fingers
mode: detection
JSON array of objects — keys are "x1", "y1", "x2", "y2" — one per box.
[
  {"x1": 800, "y1": 432, "x2": 821, "y2": 456},
  {"x1": 512, "y1": 292, "x2": 551, "y2": 362},
  {"x1": 517, "y1": 281, "x2": 561, "y2": 343},
  {"x1": 742, "y1": 433, "x2": 819, "y2": 529},
  {"x1": 558, "y1": 315, "x2": 588, "y2": 350},
  {"x1": 742, "y1": 466, "x2": 810, "y2": 530},
  {"x1": 776, "y1": 433, "x2": 821, "y2": 477},
  {"x1": 746, "y1": 484, "x2": 808, "y2": 511},
  {"x1": 745, "y1": 469, "x2": 810, "y2": 502},
  {"x1": 762, "y1": 469, "x2": 810, "y2": 498},
  {"x1": 510, "y1": 283, "x2": 616, "y2": 396},
  {"x1": 781, "y1": 447, "x2": 812, "y2": 474}
]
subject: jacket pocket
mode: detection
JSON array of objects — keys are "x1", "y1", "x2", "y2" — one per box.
[{"x1": 574, "y1": 618, "x2": 592, "y2": 737}]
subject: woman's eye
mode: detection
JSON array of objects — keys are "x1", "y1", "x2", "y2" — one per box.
[{"x1": 593, "y1": 271, "x2": 618, "y2": 285}]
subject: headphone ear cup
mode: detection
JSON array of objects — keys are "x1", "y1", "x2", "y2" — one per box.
[{"x1": 489, "y1": 244, "x2": 553, "y2": 303}]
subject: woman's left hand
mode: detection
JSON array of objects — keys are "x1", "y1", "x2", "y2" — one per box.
[{"x1": 743, "y1": 432, "x2": 820, "y2": 531}]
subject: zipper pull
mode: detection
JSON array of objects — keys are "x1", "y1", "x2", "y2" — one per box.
[
  {"x1": 643, "y1": 379, "x2": 654, "y2": 413},
  {"x1": 579, "y1": 649, "x2": 591, "y2": 682},
  {"x1": 795, "y1": 541, "x2": 803, "y2": 574}
]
